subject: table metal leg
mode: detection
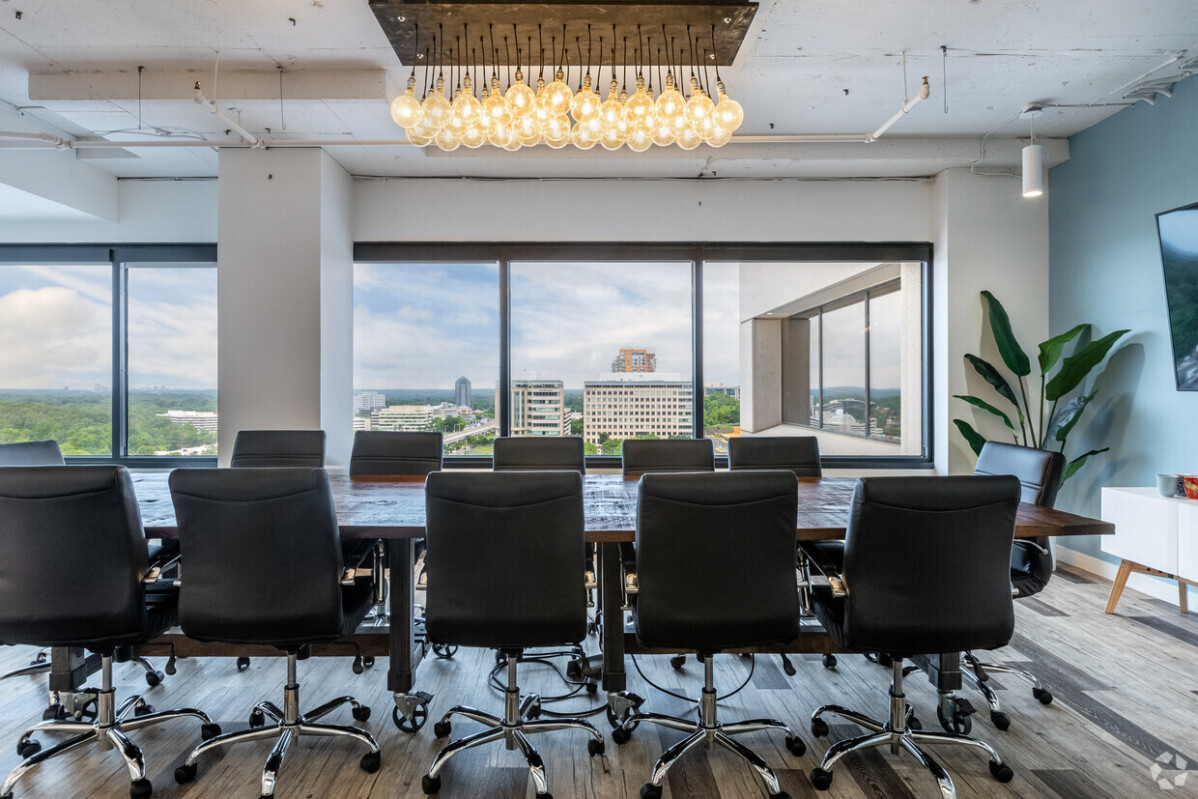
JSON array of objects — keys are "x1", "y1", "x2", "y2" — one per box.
[{"x1": 599, "y1": 542, "x2": 626, "y2": 694}]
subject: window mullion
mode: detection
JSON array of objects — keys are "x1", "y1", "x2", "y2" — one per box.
[{"x1": 112, "y1": 255, "x2": 129, "y2": 460}]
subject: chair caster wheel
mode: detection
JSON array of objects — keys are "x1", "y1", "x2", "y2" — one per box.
[
  {"x1": 393, "y1": 701, "x2": 429, "y2": 733},
  {"x1": 422, "y1": 774, "x2": 441, "y2": 795},
  {"x1": 236, "y1": 656, "x2": 251, "y2": 671},
  {"x1": 352, "y1": 655, "x2": 364, "y2": 675},
  {"x1": 669, "y1": 655, "x2": 686, "y2": 670},
  {"x1": 811, "y1": 767, "x2": 834, "y2": 791},
  {"x1": 785, "y1": 735, "x2": 806, "y2": 756},
  {"x1": 16, "y1": 739, "x2": 40, "y2": 758},
  {"x1": 362, "y1": 656, "x2": 375, "y2": 668},
  {"x1": 145, "y1": 670, "x2": 163, "y2": 687},
  {"x1": 822, "y1": 654, "x2": 837, "y2": 670},
  {"x1": 432, "y1": 642, "x2": 458, "y2": 660},
  {"x1": 640, "y1": 784, "x2": 663, "y2": 799},
  {"x1": 249, "y1": 709, "x2": 266, "y2": 728},
  {"x1": 937, "y1": 700, "x2": 973, "y2": 735},
  {"x1": 990, "y1": 711, "x2": 1011, "y2": 730},
  {"x1": 810, "y1": 718, "x2": 829, "y2": 738},
  {"x1": 588, "y1": 738, "x2": 605, "y2": 756},
  {"x1": 201, "y1": 723, "x2": 221, "y2": 740},
  {"x1": 1033, "y1": 687, "x2": 1053, "y2": 705},
  {"x1": 130, "y1": 777, "x2": 153, "y2": 799},
  {"x1": 611, "y1": 727, "x2": 632, "y2": 745},
  {"x1": 359, "y1": 751, "x2": 381, "y2": 773},
  {"x1": 352, "y1": 705, "x2": 372, "y2": 722},
  {"x1": 134, "y1": 701, "x2": 154, "y2": 717},
  {"x1": 433, "y1": 720, "x2": 452, "y2": 738},
  {"x1": 989, "y1": 760, "x2": 1014, "y2": 782},
  {"x1": 175, "y1": 763, "x2": 198, "y2": 784}
]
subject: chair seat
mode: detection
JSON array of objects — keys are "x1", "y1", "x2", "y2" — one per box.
[{"x1": 1010, "y1": 539, "x2": 1051, "y2": 598}]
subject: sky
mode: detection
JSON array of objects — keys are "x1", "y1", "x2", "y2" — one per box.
[{"x1": 0, "y1": 263, "x2": 217, "y2": 391}]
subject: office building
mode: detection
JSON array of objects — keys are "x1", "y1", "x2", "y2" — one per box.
[
  {"x1": 611, "y1": 348, "x2": 656, "y2": 374},
  {"x1": 454, "y1": 377, "x2": 471, "y2": 409},
  {"x1": 703, "y1": 383, "x2": 740, "y2": 400},
  {"x1": 353, "y1": 391, "x2": 386, "y2": 414},
  {"x1": 371, "y1": 405, "x2": 433, "y2": 432},
  {"x1": 583, "y1": 373, "x2": 693, "y2": 444},
  {"x1": 510, "y1": 378, "x2": 569, "y2": 437},
  {"x1": 158, "y1": 410, "x2": 219, "y2": 433}
]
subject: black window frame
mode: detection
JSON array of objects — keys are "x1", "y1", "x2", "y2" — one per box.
[
  {"x1": 0, "y1": 243, "x2": 218, "y2": 468},
  {"x1": 354, "y1": 241, "x2": 934, "y2": 470}
]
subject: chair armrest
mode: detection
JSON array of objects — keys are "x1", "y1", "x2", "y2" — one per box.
[{"x1": 826, "y1": 573, "x2": 848, "y2": 598}]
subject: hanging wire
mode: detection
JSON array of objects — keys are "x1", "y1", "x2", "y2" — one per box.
[
  {"x1": 647, "y1": 36, "x2": 654, "y2": 92},
  {"x1": 701, "y1": 49, "x2": 712, "y2": 95},
  {"x1": 941, "y1": 45, "x2": 949, "y2": 113},
  {"x1": 622, "y1": 37, "x2": 628, "y2": 92},
  {"x1": 537, "y1": 24, "x2": 544, "y2": 80},
  {"x1": 575, "y1": 37, "x2": 585, "y2": 90},
  {"x1": 636, "y1": 26, "x2": 645, "y2": 82},
  {"x1": 656, "y1": 46, "x2": 664, "y2": 92},
  {"x1": 421, "y1": 47, "x2": 431, "y2": 99},
  {"x1": 687, "y1": 25, "x2": 697, "y2": 83},
  {"x1": 409, "y1": 23, "x2": 419, "y2": 79},
  {"x1": 438, "y1": 24, "x2": 444, "y2": 82},
  {"x1": 277, "y1": 65, "x2": 286, "y2": 130},
  {"x1": 136, "y1": 65, "x2": 144, "y2": 129},
  {"x1": 710, "y1": 25, "x2": 721, "y2": 83},
  {"x1": 489, "y1": 24, "x2": 499, "y2": 84},
  {"x1": 503, "y1": 36, "x2": 512, "y2": 86},
  {"x1": 587, "y1": 26, "x2": 593, "y2": 81}
]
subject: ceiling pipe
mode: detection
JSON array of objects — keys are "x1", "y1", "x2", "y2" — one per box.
[
  {"x1": 193, "y1": 82, "x2": 263, "y2": 148},
  {"x1": 867, "y1": 76, "x2": 930, "y2": 143},
  {"x1": 0, "y1": 129, "x2": 72, "y2": 149}
]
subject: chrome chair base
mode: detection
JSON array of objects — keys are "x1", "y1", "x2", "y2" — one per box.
[
  {"x1": 614, "y1": 655, "x2": 805, "y2": 799},
  {"x1": 423, "y1": 656, "x2": 605, "y2": 797},
  {"x1": 962, "y1": 650, "x2": 1053, "y2": 729},
  {"x1": 1, "y1": 654, "x2": 216, "y2": 799},
  {"x1": 810, "y1": 658, "x2": 1013, "y2": 799},
  {"x1": 175, "y1": 652, "x2": 379, "y2": 798}
]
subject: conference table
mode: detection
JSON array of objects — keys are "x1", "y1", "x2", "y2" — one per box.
[{"x1": 124, "y1": 471, "x2": 1113, "y2": 730}]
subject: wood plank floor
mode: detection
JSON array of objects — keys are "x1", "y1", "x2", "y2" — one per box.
[{"x1": 1, "y1": 565, "x2": 1196, "y2": 798}]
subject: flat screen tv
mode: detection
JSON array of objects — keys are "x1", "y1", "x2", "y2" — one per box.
[{"x1": 1157, "y1": 201, "x2": 1198, "y2": 390}]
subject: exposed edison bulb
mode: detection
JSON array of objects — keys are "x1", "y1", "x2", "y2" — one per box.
[
  {"x1": 714, "y1": 81, "x2": 744, "y2": 132},
  {"x1": 406, "y1": 119, "x2": 434, "y2": 147},
  {"x1": 433, "y1": 125, "x2": 461, "y2": 151},
  {"x1": 571, "y1": 74, "x2": 601, "y2": 121},
  {"x1": 449, "y1": 76, "x2": 482, "y2": 137},
  {"x1": 421, "y1": 77, "x2": 452, "y2": 132},
  {"x1": 571, "y1": 121, "x2": 599, "y2": 150},
  {"x1": 503, "y1": 137, "x2": 523, "y2": 152},
  {"x1": 488, "y1": 121, "x2": 516, "y2": 149},
  {"x1": 543, "y1": 115, "x2": 571, "y2": 148},
  {"x1": 626, "y1": 125, "x2": 653, "y2": 152},
  {"x1": 532, "y1": 102, "x2": 553, "y2": 136},
  {"x1": 599, "y1": 79, "x2": 625, "y2": 130},
  {"x1": 650, "y1": 114, "x2": 676, "y2": 146},
  {"x1": 515, "y1": 114, "x2": 541, "y2": 146},
  {"x1": 390, "y1": 76, "x2": 424, "y2": 129},
  {"x1": 624, "y1": 76, "x2": 655, "y2": 129},
  {"x1": 542, "y1": 68, "x2": 574, "y2": 116},
  {"x1": 686, "y1": 77, "x2": 716, "y2": 139},
  {"x1": 505, "y1": 68, "x2": 537, "y2": 118},
  {"x1": 484, "y1": 76, "x2": 513, "y2": 127},
  {"x1": 706, "y1": 124, "x2": 732, "y2": 148},
  {"x1": 675, "y1": 124, "x2": 702, "y2": 150},
  {"x1": 655, "y1": 72, "x2": 685, "y2": 128},
  {"x1": 578, "y1": 114, "x2": 603, "y2": 143}
]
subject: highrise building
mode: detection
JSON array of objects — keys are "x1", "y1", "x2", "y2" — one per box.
[
  {"x1": 454, "y1": 376, "x2": 472, "y2": 408},
  {"x1": 353, "y1": 391, "x2": 386, "y2": 413},
  {"x1": 582, "y1": 372, "x2": 693, "y2": 443},
  {"x1": 511, "y1": 378, "x2": 569, "y2": 436},
  {"x1": 611, "y1": 347, "x2": 656, "y2": 373}
]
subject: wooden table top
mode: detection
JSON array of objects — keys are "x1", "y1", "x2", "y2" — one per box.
[{"x1": 131, "y1": 471, "x2": 1113, "y2": 542}]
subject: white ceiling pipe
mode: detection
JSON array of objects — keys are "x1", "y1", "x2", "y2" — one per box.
[
  {"x1": 867, "y1": 77, "x2": 930, "y2": 143},
  {"x1": 193, "y1": 82, "x2": 263, "y2": 148},
  {"x1": 0, "y1": 129, "x2": 72, "y2": 149}
]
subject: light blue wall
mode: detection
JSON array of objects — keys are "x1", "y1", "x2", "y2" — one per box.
[{"x1": 1049, "y1": 75, "x2": 1198, "y2": 565}]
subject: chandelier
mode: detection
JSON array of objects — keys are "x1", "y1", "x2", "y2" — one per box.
[{"x1": 373, "y1": 3, "x2": 755, "y2": 152}]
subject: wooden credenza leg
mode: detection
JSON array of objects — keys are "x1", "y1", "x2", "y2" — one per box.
[
  {"x1": 1181, "y1": 581, "x2": 1190, "y2": 615},
  {"x1": 1105, "y1": 559, "x2": 1133, "y2": 614}
]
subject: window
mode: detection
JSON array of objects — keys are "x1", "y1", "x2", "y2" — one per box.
[
  {"x1": 0, "y1": 246, "x2": 218, "y2": 464},
  {"x1": 355, "y1": 243, "x2": 931, "y2": 467}
]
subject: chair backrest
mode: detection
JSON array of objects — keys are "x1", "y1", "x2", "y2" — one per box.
[
  {"x1": 728, "y1": 436, "x2": 821, "y2": 477},
  {"x1": 424, "y1": 471, "x2": 586, "y2": 650},
  {"x1": 973, "y1": 441, "x2": 1064, "y2": 508},
  {"x1": 168, "y1": 468, "x2": 345, "y2": 648},
  {"x1": 493, "y1": 436, "x2": 586, "y2": 473},
  {"x1": 840, "y1": 476, "x2": 1021, "y2": 656},
  {"x1": 635, "y1": 471, "x2": 800, "y2": 652},
  {"x1": 621, "y1": 438, "x2": 714, "y2": 478},
  {"x1": 230, "y1": 429, "x2": 326, "y2": 468},
  {"x1": 349, "y1": 430, "x2": 442, "y2": 476},
  {"x1": 0, "y1": 440, "x2": 65, "y2": 466},
  {"x1": 0, "y1": 466, "x2": 148, "y2": 648}
]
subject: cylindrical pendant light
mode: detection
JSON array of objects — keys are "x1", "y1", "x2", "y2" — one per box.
[{"x1": 1022, "y1": 143, "x2": 1043, "y2": 198}]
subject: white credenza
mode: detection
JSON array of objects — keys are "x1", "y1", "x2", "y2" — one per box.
[{"x1": 1100, "y1": 487, "x2": 1198, "y2": 614}]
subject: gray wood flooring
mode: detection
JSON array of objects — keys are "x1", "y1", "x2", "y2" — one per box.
[{"x1": 1, "y1": 565, "x2": 1196, "y2": 798}]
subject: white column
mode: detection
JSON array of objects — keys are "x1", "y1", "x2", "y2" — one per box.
[{"x1": 217, "y1": 148, "x2": 354, "y2": 467}]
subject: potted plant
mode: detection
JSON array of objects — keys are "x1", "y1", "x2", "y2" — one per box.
[{"x1": 954, "y1": 291, "x2": 1129, "y2": 484}]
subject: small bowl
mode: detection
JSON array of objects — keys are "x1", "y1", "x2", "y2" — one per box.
[
  {"x1": 1158, "y1": 473, "x2": 1180, "y2": 497},
  {"x1": 1184, "y1": 476, "x2": 1198, "y2": 500}
]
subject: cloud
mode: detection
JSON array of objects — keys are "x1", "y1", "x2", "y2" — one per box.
[{"x1": 0, "y1": 286, "x2": 110, "y2": 388}]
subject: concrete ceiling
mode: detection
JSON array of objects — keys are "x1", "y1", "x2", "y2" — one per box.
[{"x1": 0, "y1": 0, "x2": 1195, "y2": 183}]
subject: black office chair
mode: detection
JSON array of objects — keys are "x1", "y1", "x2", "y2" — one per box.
[
  {"x1": 229, "y1": 429, "x2": 326, "y2": 467},
  {"x1": 966, "y1": 441, "x2": 1066, "y2": 729},
  {"x1": 0, "y1": 466, "x2": 219, "y2": 799},
  {"x1": 620, "y1": 437, "x2": 714, "y2": 608},
  {"x1": 807, "y1": 476, "x2": 1020, "y2": 796},
  {"x1": 493, "y1": 436, "x2": 586, "y2": 472},
  {"x1": 421, "y1": 471, "x2": 605, "y2": 798},
  {"x1": 727, "y1": 436, "x2": 830, "y2": 666},
  {"x1": 349, "y1": 430, "x2": 444, "y2": 660},
  {"x1": 612, "y1": 471, "x2": 806, "y2": 799},
  {"x1": 168, "y1": 468, "x2": 380, "y2": 798}
]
